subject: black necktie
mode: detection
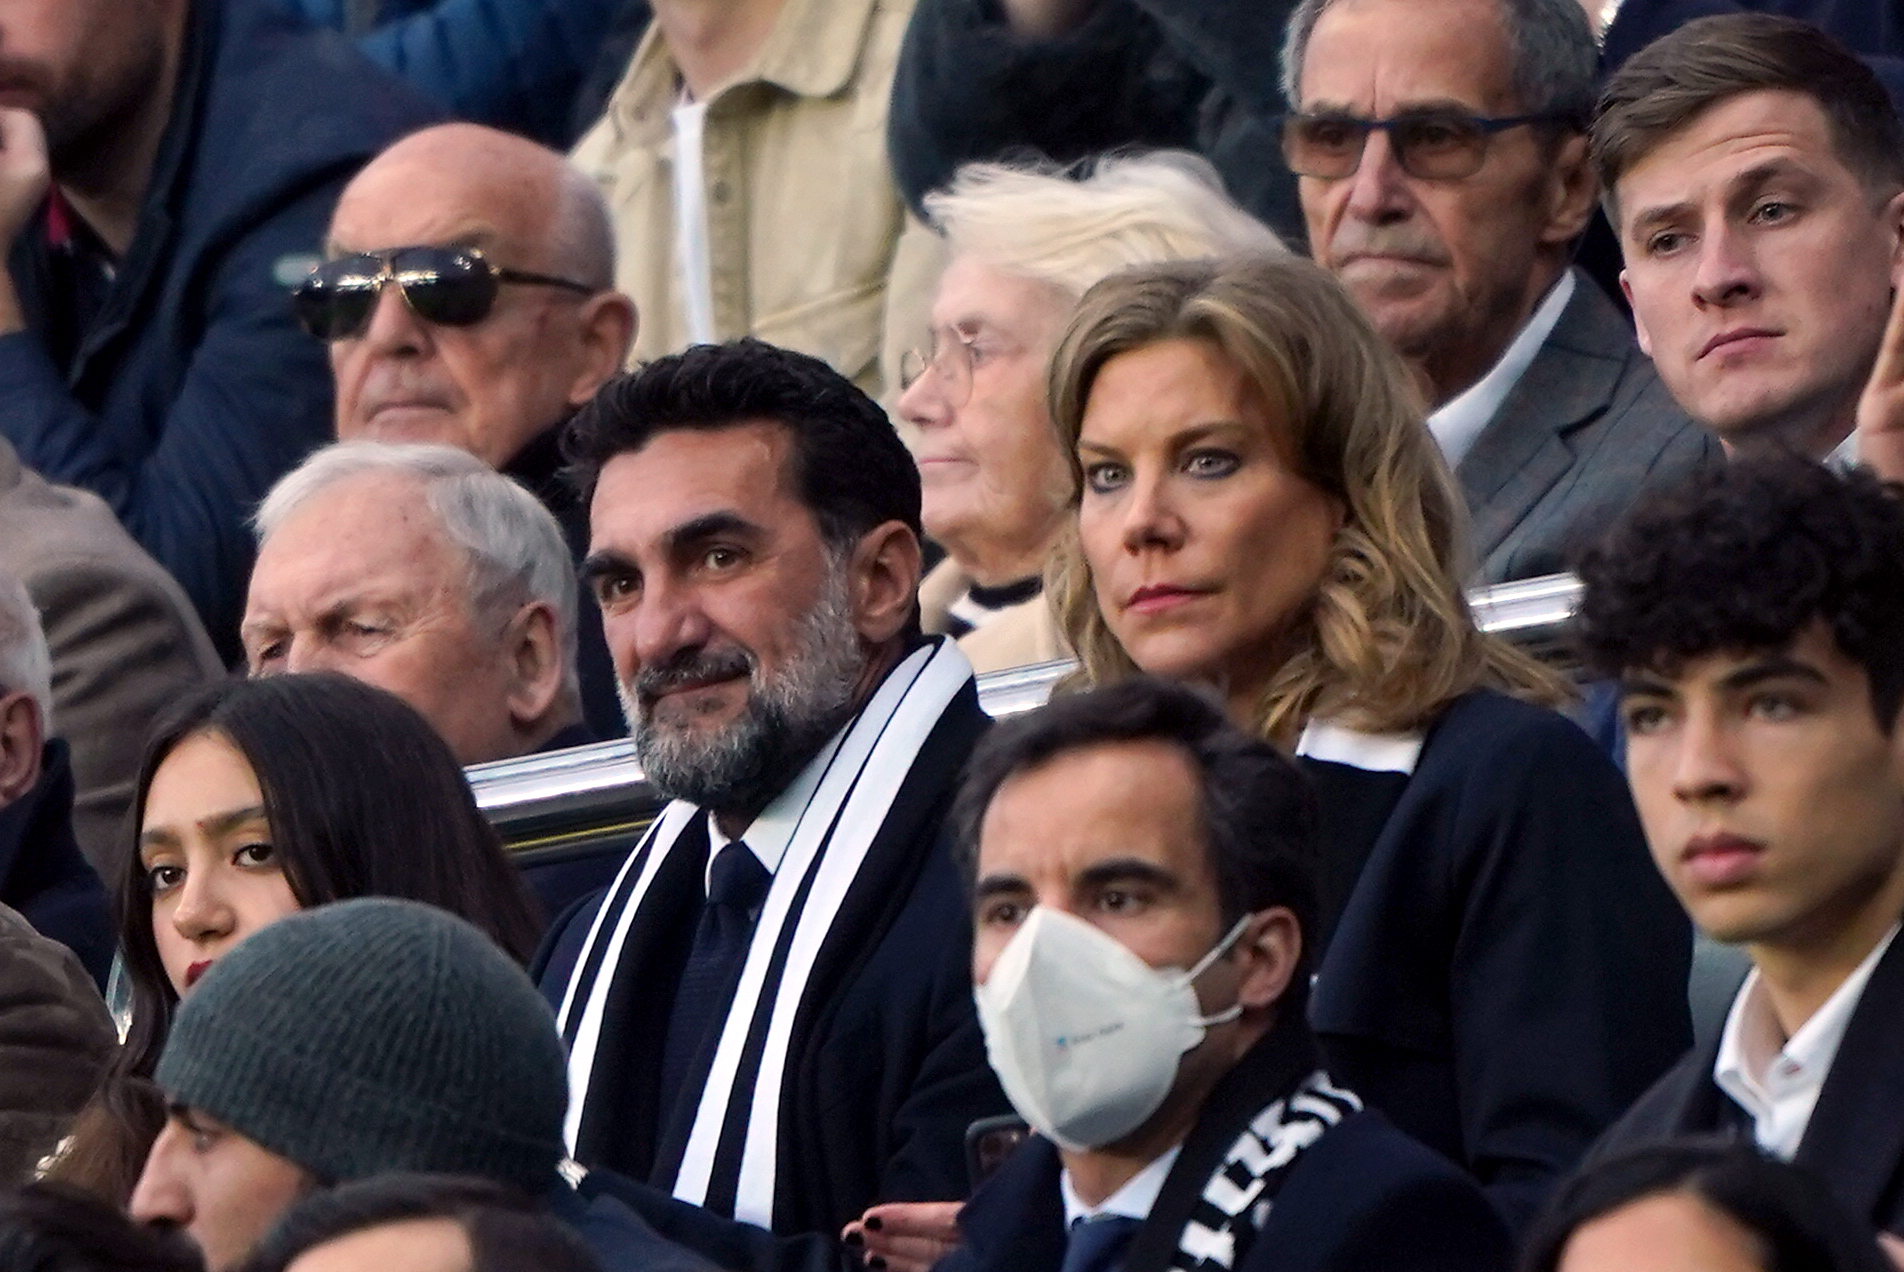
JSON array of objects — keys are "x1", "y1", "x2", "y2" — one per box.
[
  {"x1": 659, "y1": 840, "x2": 772, "y2": 1111},
  {"x1": 1061, "y1": 1215, "x2": 1144, "y2": 1272}
]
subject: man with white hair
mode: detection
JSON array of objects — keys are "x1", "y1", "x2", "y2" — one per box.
[
  {"x1": 0, "y1": 574, "x2": 114, "y2": 984},
  {"x1": 244, "y1": 441, "x2": 587, "y2": 767},
  {"x1": 309, "y1": 122, "x2": 638, "y2": 737},
  {"x1": 243, "y1": 441, "x2": 610, "y2": 914}
]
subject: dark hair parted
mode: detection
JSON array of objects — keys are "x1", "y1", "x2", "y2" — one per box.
[
  {"x1": 1593, "y1": 14, "x2": 1904, "y2": 214},
  {"x1": 1576, "y1": 456, "x2": 1904, "y2": 731},
  {"x1": 1521, "y1": 1139, "x2": 1894, "y2": 1272},
  {"x1": 952, "y1": 677, "x2": 1320, "y2": 949},
  {"x1": 563, "y1": 339, "x2": 922, "y2": 550},
  {"x1": 0, "y1": 1182, "x2": 205, "y2": 1272},
  {"x1": 42, "y1": 674, "x2": 552, "y2": 1207},
  {"x1": 237, "y1": 1174, "x2": 599, "y2": 1272}
]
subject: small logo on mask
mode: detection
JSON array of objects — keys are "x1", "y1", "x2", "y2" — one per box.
[{"x1": 1053, "y1": 1021, "x2": 1124, "y2": 1051}]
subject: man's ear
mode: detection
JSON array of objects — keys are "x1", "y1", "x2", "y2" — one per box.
[
  {"x1": 1621, "y1": 269, "x2": 1654, "y2": 359},
  {"x1": 1540, "y1": 132, "x2": 1599, "y2": 247},
  {"x1": 0, "y1": 690, "x2": 44, "y2": 806},
  {"x1": 1233, "y1": 907, "x2": 1302, "y2": 1013},
  {"x1": 501, "y1": 601, "x2": 569, "y2": 735},
  {"x1": 1883, "y1": 188, "x2": 1904, "y2": 290},
  {"x1": 847, "y1": 521, "x2": 924, "y2": 646},
  {"x1": 566, "y1": 292, "x2": 639, "y2": 408}
]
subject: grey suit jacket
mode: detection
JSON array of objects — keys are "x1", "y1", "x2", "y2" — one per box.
[
  {"x1": 0, "y1": 439, "x2": 223, "y2": 876},
  {"x1": 1459, "y1": 270, "x2": 1718, "y2": 584}
]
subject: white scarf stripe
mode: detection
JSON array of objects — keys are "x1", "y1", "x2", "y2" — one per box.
[
  {"x1": 556, "y1": 640, "x2": 976, "y2": 1225},
  {"x1": 730, "y1": 643, "x2": 972, "y2": 1222},
  {"x1": 560, "y1": 800, "x2": 700, "y2": 1151}
]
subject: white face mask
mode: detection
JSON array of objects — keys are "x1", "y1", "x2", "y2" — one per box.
[{"x1": 973, "y1": 906, "x2": 1251, "y2": 1152}]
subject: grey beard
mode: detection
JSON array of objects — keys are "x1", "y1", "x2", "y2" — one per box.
[{"x1": 623, "y1": 572, "x2": 866, "y2": 815}]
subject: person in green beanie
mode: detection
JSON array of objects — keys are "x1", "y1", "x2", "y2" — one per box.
[{"x1": 126, "y1": 897, "x2": 713, "y2": 1272}]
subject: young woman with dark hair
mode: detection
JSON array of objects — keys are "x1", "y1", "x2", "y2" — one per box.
[
  {"x1": 1522, "y1": 1140, "x2": 1895, "y2": 1272},
  {"x1": 45, "y1": 673, "x2": 543, "y2": 1205}
]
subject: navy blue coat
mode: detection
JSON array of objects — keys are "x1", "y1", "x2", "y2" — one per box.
[
  {"x1": 1593, "y1": 927, "x2": 1904, "y2": 1237},
  {"x1": 938, "y1": 1011, "x2": 1513, "y2": 1272},
  {"x1": 1302, "y1": 689, "x2": 1692, "y2": 1233},
  {"x1": 1, "y1": 0, "x2": 441, "y2": 663},
  {"x1": 535, "y1": 681, "x2": 1011, "y2": 1259},
  {"x1": 272, "y1": 0, "x2": 627, "y2": 145},
  {"x1": 0, "y1": 742, "x2": 112, "y2": 989}
]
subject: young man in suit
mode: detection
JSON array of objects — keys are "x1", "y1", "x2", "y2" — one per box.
[
  {"x1": 927, "y1": 677, "x2": 1511, "y2": 1272},
  {"x1": 1577, "y1": 455, "x2": 1904, "y2": 1236},
  {"x1": 1594, "y1": 14, "x2": 1904, "y2": 475},
  {"x1": 537, "y1": 339, "x2": 1008, "y2": 1265}
]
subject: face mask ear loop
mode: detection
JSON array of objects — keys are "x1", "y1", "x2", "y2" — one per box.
[{"x1": 1180, "y1": 914, "x2": 1257, "y2": 1028}]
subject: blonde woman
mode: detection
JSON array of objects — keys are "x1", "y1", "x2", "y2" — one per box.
[
  {"x1": 1045, "y1": 253, "x2": 1689, "y2": 1230},
  {"x1": 900, "y1": 153, "x2": 1283, "y2": 672}
]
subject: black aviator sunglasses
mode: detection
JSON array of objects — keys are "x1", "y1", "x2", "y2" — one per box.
[{"x1": 291, "y1": 245, "x2": 595, "y2": 341}]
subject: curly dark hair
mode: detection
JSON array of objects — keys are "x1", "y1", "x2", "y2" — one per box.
[
  {"x1": 562, "y1": 338, "x2": 922, "y2": 551},
  {"x1": 1575, "y1": 455, "x2": 1904, "y2": 730}
]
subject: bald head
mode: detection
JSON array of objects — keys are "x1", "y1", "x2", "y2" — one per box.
[
  {"x1": 324, "y1": 124, "x2": 635, "y2": 467},
  {"x1": 334, "y1": 123, "x2": 614, "y2": 289}
]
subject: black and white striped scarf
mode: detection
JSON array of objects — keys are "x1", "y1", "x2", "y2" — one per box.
[
  {"x1": 1168, "y1": 1071, "x2": 1363, "y2": 1271},
  {"x1": 554, "y1": 638, "x2": 976, "y2": 1227}
]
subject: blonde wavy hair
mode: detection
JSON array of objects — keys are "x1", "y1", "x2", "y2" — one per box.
[{"x1": 1047, "y1": 254, "x2": 1568, "y2": 740}]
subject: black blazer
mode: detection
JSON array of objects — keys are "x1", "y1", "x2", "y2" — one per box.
[
  {"x1": 938, "y1": 1010, "x2": 1513, "y2": 1272},
  {"x1": 536, "y1": 682, "x2": 1010, "y2": 1246},
  {"x1": 1303, "y1": 689, "x2": 1693, "y2": 1231},
  {"x1": 1595, "y1": 929, "x2": 1904, "y2": 1235}
]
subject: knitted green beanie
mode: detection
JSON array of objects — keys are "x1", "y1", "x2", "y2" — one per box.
[{"x1": 155, "y1": 897, "x2": 567, "y2": 1192}]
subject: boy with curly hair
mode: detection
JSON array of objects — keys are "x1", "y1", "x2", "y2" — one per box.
[{"x1": 1576, "y1": 455, "x2": 1904, "y2": 1237}]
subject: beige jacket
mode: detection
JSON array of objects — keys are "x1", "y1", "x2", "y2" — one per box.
[
  {"x1": 573, "y1": 0, "x2": 939, "y2": 400},
  {"x1": 0, "y1": 439, "x2": 223, "y2": 875},
  {"x1": 918, "y1": 558, "x2": 1069, "y2": 676}
]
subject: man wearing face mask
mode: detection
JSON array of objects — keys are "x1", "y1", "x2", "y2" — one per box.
[{"x1": 934, "y1": 678, "x2": 1512, "y2": 1272}]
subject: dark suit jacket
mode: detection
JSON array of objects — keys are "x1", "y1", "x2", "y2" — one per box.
[
  {"x1": 1303, "y1": 689, "x2": 1693, "y2": 1232},
  {"x1": 938, "y1": 1011, "x2": 1513, "y2": 1272},
  {"x1": 1460, "y1": 271, "x2": 1718, "y2": 585},
  {"x1": 1594, "y1": 929, "x2": 1904, "y2": 1235},
  {"x1": 536, "y1": 680, "x2": 1011, "y2": 1251}
]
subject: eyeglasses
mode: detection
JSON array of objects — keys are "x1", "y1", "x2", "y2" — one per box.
[
  {"x1": 291, "y1": 245, "x2": 595, "y2": 341},
  {"x1": 1280, "y1": 109, "x2": 1572, "y2": 181},
  {"x1": 899, "y1": 326, "x2": 981, "y2": 408}
]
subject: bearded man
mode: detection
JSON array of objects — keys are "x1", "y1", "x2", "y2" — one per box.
[{"x1": 536, "y1": 339, "x2": 1009, "y2": 1265}]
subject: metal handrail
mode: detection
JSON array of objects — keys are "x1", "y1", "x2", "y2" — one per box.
[{"x1": 470, "y1": 571, "x2": 1585, "y2": 852}]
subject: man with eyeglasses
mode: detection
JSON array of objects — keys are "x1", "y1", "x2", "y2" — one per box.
[
  {"x1": 306, "y1": 122, "x2": 638, "y2": 738},
  {"x1": 0, "y1": 0, "x2": 439, "y2": 664},
  {"x1": 1282, "y1": 0, "x2": 1714, "y2": 586}
]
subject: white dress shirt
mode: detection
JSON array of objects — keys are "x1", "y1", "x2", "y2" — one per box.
[
  {"x1": 1061, "y1": 1145, "x2": 1182, "y2": 1226},
  {"x1": 1427, "y1": 271, "x2": 1576, "y2": 469},
  {"x1": 1826, "y1": 427, "x2": 1861, "y2": 472},
  {"x1": 701, "y1": 734, "x2": 833, "y2": 894},
  {"x1": 1713, "y1": 923, "x2": 1900, "y2": 1160},
  {"x1": 670, "y1": 94, "x2": 718, "y2": 345}
]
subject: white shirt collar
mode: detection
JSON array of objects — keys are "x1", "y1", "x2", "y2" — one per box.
[
  {"x1": 1426, "y1": 271, "x2": 1576, "y2": 469},
  {"x1": 1826, "y1": 427, "x2": 1861, "y2": 472},
  {"x1": 702, "y1": 731, "x2": 841, "y2": 893},
  {"x1": 1060, "y1": 1145, "x2": 1181, "y2": 1227},
  {"x1": 1713, "y1": 923, "x2": 1899, "y2": 1160}
]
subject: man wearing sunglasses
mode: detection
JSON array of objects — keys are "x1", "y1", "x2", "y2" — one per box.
[
  {"x1": 1282, "y1": 0, "x2": 1713, "y2": 587},
  {"x1": 0, "y1": 0, "x2": 439, "y2": 664},
  {"x1": 312, "y1": 123, "x2": 637, "y2": 738}
]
